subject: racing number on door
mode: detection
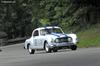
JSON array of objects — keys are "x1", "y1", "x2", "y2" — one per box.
[{"x1": 34, "y1": 39, "x2": 37, "y2": 46}]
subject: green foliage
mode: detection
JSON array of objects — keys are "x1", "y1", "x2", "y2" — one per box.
[
  {"x1": 0, "y1": 0, "x2": 100, "y2": 39},
  {"x1": 31, "y1": 17, "x2": 41, "y2": 29},
  {"x1": 78, "y1": 23, "x2": 100, "y2": 48},
  {"x1": 0, "y1": 0, "x2": 33, "y2": 38},
  {"x1": 40, "y1": 18, "x2": 50, "y2": 26}
]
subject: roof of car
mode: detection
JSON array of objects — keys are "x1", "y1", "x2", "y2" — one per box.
[{"x1": 35, "y1": 26, "x2": 60, "y2": 30}]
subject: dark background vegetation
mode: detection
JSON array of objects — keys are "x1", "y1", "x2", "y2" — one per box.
[{"x1": 0, "y1": 0, "x2": 100, "y2": 39}]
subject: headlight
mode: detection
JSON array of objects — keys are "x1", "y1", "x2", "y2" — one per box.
[
  {"x1": 55, "y1": 39, "x2": 59, "y2": 43},
  {"x1": 67, "y1": 37, "x2": 72, "y2": 42}
]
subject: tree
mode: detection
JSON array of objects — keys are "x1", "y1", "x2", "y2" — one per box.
[
  {"x1": 0, "y1": 0, "x2": 33, "y2": 38},
  {"x1": 0, "y1": 0, "x2": 100, "y2": 39}
]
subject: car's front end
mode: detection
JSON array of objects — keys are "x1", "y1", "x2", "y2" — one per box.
[{"x1": 46, "y1": 33, "x2": 78, "y2": 50}]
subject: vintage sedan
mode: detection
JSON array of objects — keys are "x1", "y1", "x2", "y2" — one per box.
[{"x1": 24, "y1": 26, "x2": 78, "y2": 54}]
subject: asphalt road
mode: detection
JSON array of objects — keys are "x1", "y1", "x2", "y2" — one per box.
[{"x1": 0, "y1": 43, "x2": 100, "y2": 66}]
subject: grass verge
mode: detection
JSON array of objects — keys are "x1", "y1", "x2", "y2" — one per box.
[{"x1": 77, "y1": 23, "x2": 100, "y2": 48}]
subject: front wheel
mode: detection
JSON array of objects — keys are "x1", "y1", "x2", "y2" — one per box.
[
  {"x1": 45, "y1": 42, "x2": 51, "y2": 53},
  {"x1": 53, "y1": 48, "x2": 58, "y2": 52},
  {"x1": 70, "y1": 45, "x2": 77, "y2": 50},
  {"x1": 28, "y1": 45, "x2": 35, "y2": 54}
]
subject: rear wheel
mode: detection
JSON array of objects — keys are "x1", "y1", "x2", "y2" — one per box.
[
  {"x1": 28, "y1": 44, "x2": 35, "y2": 54},
  {"x1": 70, "y1": 45, "x2": 77, "y2": 50},
  {"x1": 45, "y1": 42, "x2": 51, "y2": 53},
  {"x1": 24, "y1": 46, "x2": 25, "y2": 49}
]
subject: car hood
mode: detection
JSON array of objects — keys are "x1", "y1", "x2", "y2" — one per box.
[{"x1": 45, "y1": 33, "x2": 68, "y2": 39}]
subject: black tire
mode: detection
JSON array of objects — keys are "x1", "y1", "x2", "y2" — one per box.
[
  {"x1": 44, "y1": 42, "x2": 51, "y2": 53},
  {"x1": 24, "y1": 46, "x2": 25, "y2": 49},
  {"x1": 28, "y1": 44, "x2": 35, "y2": 54},
  {"x1": 0, "y1": 49, "x2": 2, "y2": 52},
  {"x1": 70, "y1": 45, "x2": 77, "y2": 50},
  {"x1": 53, "y1": 48, "x2": 58, "y2": 52}
]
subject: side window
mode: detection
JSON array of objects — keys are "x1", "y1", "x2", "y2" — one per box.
[{"x1": 33, "y1": 30, "x2": 39, "y2": 36}]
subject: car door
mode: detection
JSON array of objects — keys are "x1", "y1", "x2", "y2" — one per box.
[{"x1": 33, "y1": 30, "x2": 43, "y2": 49}]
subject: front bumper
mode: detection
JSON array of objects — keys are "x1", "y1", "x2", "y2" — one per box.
[{"x1": 49, "y1": 42, "x2": 74, "y2": 49}]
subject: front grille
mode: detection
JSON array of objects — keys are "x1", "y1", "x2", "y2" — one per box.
[{"x1": 55, "y1": 37, "x2": 72, "y2": 43}]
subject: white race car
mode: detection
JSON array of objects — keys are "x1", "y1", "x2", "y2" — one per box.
[{"x1": 24, "y1": 26, "x2": 78, "y2": 54}]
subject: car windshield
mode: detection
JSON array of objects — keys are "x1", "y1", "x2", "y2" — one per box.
[{"x1": 40, "y1": 28, "x2": 63, "y2": 35}]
